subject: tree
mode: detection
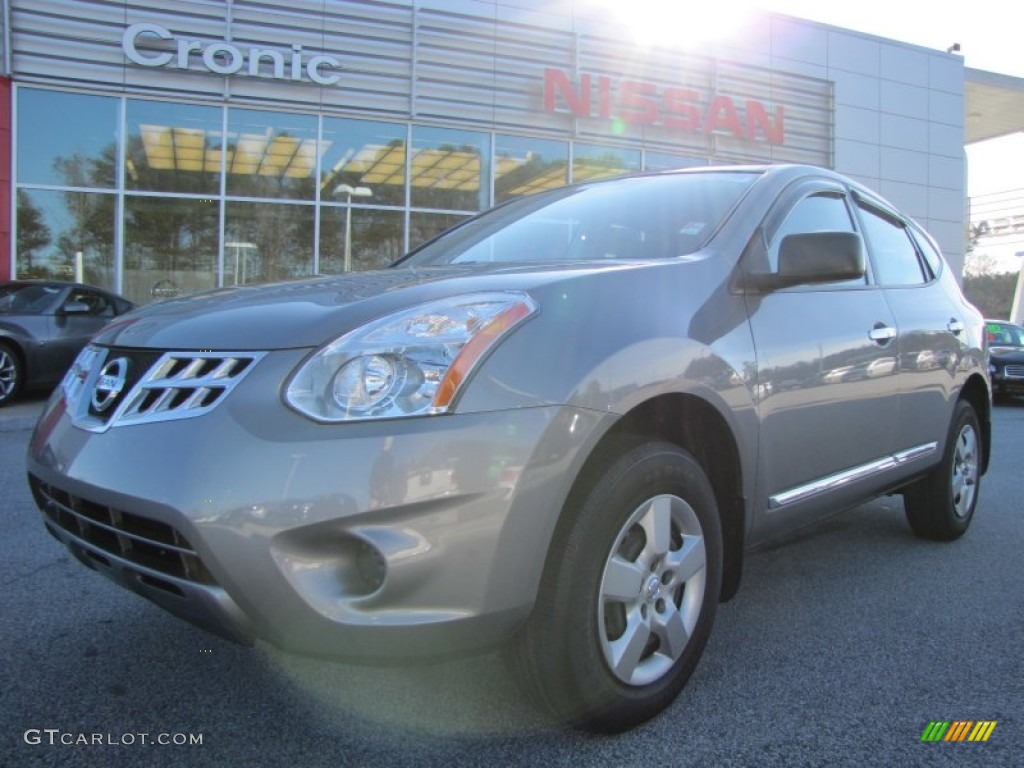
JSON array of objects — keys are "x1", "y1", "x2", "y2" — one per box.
[
  {"x1": 962, "y1": 251, "x2": 1018, "y2": 319},
  {"x1": 15, "y1": 190, "x2": 52, "y2": 277}
]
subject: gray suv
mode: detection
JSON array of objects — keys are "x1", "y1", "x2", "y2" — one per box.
[{"x1": 28, "y1": 165, "x2": 990, "y2": 732}]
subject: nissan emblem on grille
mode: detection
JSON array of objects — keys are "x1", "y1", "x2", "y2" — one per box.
[{"x1": 91, "y1": 357, "x2": 129, "y2": 412}]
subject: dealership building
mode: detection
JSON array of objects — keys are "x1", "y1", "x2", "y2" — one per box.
[{"x1": 1, "y1": 0, "x2": 1022, "y2": 305}]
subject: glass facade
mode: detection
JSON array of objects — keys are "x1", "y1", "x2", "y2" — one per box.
[
  {"x1": 14, "y1": 87, "x2": 713, "y2": 305},
  {"x1": 123, "y1": 196, "x2": 218, "y2": 300},
  {"x1": 495, "y1": 135, "x2": 568, "y2": 203}
]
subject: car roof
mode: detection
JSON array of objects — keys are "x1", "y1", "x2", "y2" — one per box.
[{"x1": 3, "y1": 279, "x2": 120, "y2": 296}]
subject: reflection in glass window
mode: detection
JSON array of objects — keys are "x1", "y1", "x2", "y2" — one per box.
[
  {"x1": 17, "y1": 89, "x2": 118, "y2": 188},
  {"x1": 643, "y1": 152, "x2": 707, "y2": 172},
  {"x1": 16, "y1": 189, "x2": 115, "y2": 290},
  {"x1": 123, "y1": 196, "x2": 219, "y2": 304},
  {"x1": 410, "y1": 127, "x2": 490, "y2": 212},
  {"x1": 409, "y1": 212, "x2": 470, "y2": 251},
  {"x1": 125, "y1": 100, "x2": 224, "y2": 195},
  {"x1": 321, "y1": 119, "x2": 406, "y2": 207},
  {"x1": 319, "y1": 208, "x2": 404, "y2": 273},
  {"x1": 66, "y1": 287, "x2": 117, "y2": 317},
  {"x1": 572, "y1": 144, "x2": 640, "y2": 183},
  {"x1": 226, "y1": 109, "x2": 319, "y2": 200},
  {"x1": 495, "y1": 136, "x2": 568, "y2": 203},
  {"x1": 769, "y1": 193, "x2": 862, "y2": 286},
  {"x1": 910, "y1": 226, "x2": 943, "y2": 279},
  {"x1": 405, "y1": 173, "x2": 757, "y2": 266},
  {"x1": 224, "y1": 202, "x2": 315, "y2": 284},
  {"x1": 857, "y1": 204, "x2": 927, "y2": 286}
]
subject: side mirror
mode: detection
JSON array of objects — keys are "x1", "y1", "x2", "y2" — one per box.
[
  {"x1": 747, "y1": 231, "x2": 866, "y2": 291},
  {"x1": 60, "y1": 300, "x2": 91, "y2": 315}
]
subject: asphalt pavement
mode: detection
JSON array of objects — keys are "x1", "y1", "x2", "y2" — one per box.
[
  {"x1": 0, "y1": 393, "x2": 46, "y2": 432},
  {"x1": 1, "y1": 394, "x2": 1022, "y2": 767}
]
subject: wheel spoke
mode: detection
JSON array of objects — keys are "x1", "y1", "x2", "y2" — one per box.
[
  {"x1": 602, "y1": 555, "x2": 645, "y2": 601},
  {"x1": 653, "y1": 606, "x2": 690, "y2": 660},
  {"x1": 640, "y1": 496, "x2": 672, "y2": 558},
  {"x1": 958, "y1": 428, "x2": 976, "y2": 461},
  {"x1": 951, "y1": 424, "x2": 979, "y2": 517},
  {"x1": 609, "y1": 617, "x2": 651, "y2": 681},
  {"x1": 665, "y1": 535, "x2": 706, "y2": 584},
  {"x1": 0, "y1": 353, "x2": 14, "y2": 397}
]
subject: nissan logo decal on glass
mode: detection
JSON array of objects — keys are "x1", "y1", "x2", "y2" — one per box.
[{"x1": 91, "y1": 358, "x2": 129, "y2": 413}]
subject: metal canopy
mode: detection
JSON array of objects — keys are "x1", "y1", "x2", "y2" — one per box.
[{"x1": 965, "y1": 68, "x2": 1024, "y2": 144}]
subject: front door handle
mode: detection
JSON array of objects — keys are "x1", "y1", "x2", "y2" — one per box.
[
  {"x1": 869, "y1": 324, "x2": 897, "y2": 344},
  {"x1": 947, "y1": 319, "x2": 964, "y2": 335}
]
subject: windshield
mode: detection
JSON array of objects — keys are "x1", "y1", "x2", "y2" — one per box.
[
  {"x1": 0, "y1": 283, "x2": 62, "y2": 314},
  {"x1": 400, "y1": 172, "x2": 758, "y2": 267},
  {"x1": 988, "y1": 322, "x2": 1024, "y2": 347}
]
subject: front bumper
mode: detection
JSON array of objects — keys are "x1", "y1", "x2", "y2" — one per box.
[
  {"x1": 991, "y1": 372, "x2": 1024, "y2": 396},
  {"x1": 27, "y1": 349, "x2": 613, "y2": 660}
]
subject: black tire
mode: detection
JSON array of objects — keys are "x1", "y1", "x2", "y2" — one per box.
[
  {"x1": 513, "y1": 441, "x2": 722, "y2": 732},
  {"x1": 903, "y1": 400, "x2": 982, "y2": 541},
  {"x1": 0, "y1": 342, "x2": 23, "y2": 407}
]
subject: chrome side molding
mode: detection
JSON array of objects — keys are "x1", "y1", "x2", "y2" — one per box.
[{"x1": 769, "y1": 442, "x2": 938, "y2": 509}]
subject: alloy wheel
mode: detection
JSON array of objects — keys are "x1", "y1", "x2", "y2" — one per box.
[
  {"x1": 597, "y1": 494, "x2": 706, "y2": 687},
  {"x1": 951, "y1": 422, "x2": 979, "y2": 518}
]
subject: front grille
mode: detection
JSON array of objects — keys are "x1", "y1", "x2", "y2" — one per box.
[
  {"x1": 112, "y1": 351, "x2": 262, "y2": 427},
  {"x1": 29, "y1": 474, "x2": 216, "y2": 588},
  {"x1": 65, "y1": 346, "x2": 265, "y2": 432},
  {"x1": 85, "y1": 348, "x2": 164, "y2": 423},
  {"x1": 1004, "y1": 365, "x2": 1024, "y2": 379}
]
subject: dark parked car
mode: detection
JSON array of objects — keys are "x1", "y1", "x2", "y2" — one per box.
[
  {"x1": 27, "y1": 165, "x2": 990, "y2": 732},
  {"x1": 0, "y1": 280, "x2": 134, "y2": 406},
  {"x1": 986, "y1": 319, "x2": 1024, "y2": 399}
]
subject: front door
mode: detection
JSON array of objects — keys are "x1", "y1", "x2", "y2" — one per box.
[{"x1": 743, "y1": 183, "x2": 900, "y2": 541}]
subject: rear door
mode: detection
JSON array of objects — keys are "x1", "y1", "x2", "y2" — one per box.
[{"x1": 853, "y1": 196, "x2": 964, "y2": 455}]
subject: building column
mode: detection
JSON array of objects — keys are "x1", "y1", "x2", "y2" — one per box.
[
  {"x1": 1011, "y1": 263, "x2": 1024, "y2": 324},
  {"x1": 0, "y1": 77, "x2": 10, "y2": 282}
]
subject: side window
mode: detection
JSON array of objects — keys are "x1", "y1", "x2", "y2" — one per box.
[
  {"x1": 857, "y1": 204, "x2": 927, "y2": 286},
  {"x1": 768, "y1": 192, "x2": 864, "y2": 286},
  {"x1": 67, "y1": 289, "x2": 115, "y2": 317},
  {"x1": 910, "y1": 227, "x2": 943, "y2": 280},
  {"x1": 770, "y1": 193, "x2": 855, "y2": 267}
]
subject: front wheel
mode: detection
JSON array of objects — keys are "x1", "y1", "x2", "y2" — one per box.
[
  {"x1": 903, "y1": 400, "x2": 982, "y2": 541},
  {"x1": 514, "y1": 441, "x2": 722, "y2": 732},
  {"x1": 0, "y1": 342, "x2": 23, "y2": 407}
]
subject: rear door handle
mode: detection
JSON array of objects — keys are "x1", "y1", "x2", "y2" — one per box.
[
  {"x1": 869, "y1": 325, "x2": 897, "y2": 344},
  {"x1": 947, "y1": 319, "x2": 964, "y2": 335}
]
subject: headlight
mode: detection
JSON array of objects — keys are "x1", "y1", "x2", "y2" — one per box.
[
  {"x1": 285, "y1": 292, "x2": 537, "y2": 422},
  {"x1": 989, "y1": 363, "x2": 998, "y2": 376}
]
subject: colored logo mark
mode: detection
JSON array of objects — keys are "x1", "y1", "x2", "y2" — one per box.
[{"x1": 921, "y1": 721, "x2": 997, "y2": 742}]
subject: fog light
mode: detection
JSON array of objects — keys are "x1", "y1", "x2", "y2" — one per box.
[{"x1": 355, "y1": 540, "x2": 387, "y2": 594}]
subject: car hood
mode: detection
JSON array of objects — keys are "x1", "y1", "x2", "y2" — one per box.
[
  {"x1": 990, "y1": 345, "x2": 1024, "y2": 363},
  {"x1": 92, "y1": 262, "x2": 643, "y2": 350}
]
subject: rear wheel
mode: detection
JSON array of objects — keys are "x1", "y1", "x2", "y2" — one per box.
[
  {"x1": 514, "y1": 441, "x2": 722, "y2": 732},
  {"x1": 0, "y1": 342, "x2": 23, "y2": 407},
  {"x1": 903, "y1": 400, "x2": 982, "y2": 540}
]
